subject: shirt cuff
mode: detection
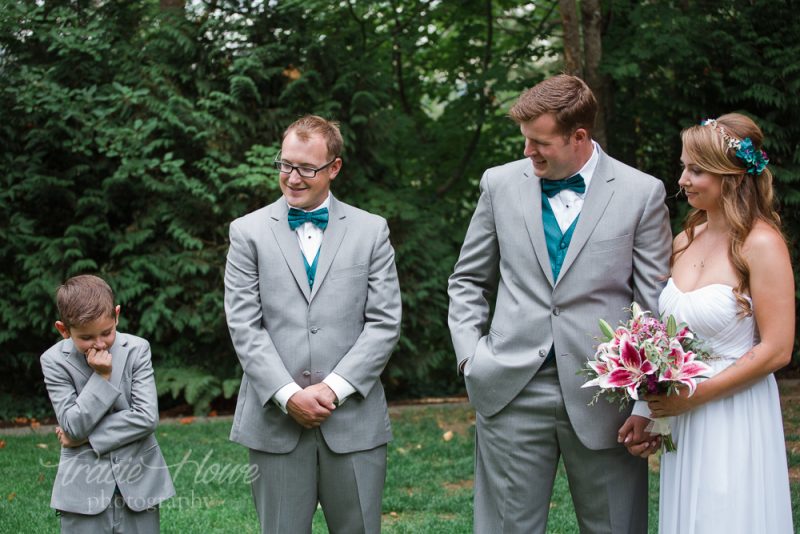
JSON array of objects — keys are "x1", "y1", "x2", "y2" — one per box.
[
  {"x1": 272, "y1": 382, "x2": 302, "y2": 414},
  {"x1": 323, "y1": 373, "x2": 356, "y2": 406},
  {"x1": 631, "y1": 399, "x2": 651, "y2": 419}
]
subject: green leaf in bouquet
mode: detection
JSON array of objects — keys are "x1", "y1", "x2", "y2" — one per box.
[
  {"x1": 666, "y1": 314, "x2": 677, "y2": 337},
  {"x1": 598, "y1": 319, "x2": 616, "y2": 342}
]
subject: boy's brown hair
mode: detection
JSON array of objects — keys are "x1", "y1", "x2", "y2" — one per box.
[{"x1": 56, "y1": 274, "x2": 116, "y2": 328}]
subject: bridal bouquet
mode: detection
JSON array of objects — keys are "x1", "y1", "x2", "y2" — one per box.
[{"x1": 581, "y1": 302, "x2": 712, "y2": 451}]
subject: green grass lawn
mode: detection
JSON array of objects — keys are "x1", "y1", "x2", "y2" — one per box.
[{"x1": 1, "y1": 400, "x2": 798, "y2": 533}]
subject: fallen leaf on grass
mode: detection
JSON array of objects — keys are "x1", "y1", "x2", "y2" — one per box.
[
  {"x1": 0, "y1": 440, "x2": 6, "y2": 449},
  {"x1": 389, "y1": 511, "x2": 398, "y2": 518},
  {"x1": 7, "y1": 492, "x2": 16, "y2": 502},
  {"x1": 36, "y1": 443, "x2": 48, "y2": 449},
  {"x1": 442, "y1": 430, "x2": 454, "y2": 441},
  {"x1": 179, "y1": 416, "x2": 195, "y2": 425}
]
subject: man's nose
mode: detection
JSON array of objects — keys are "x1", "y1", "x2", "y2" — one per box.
[{"x1": 286, "y1": 168, "x2": 304, "y2": 182}]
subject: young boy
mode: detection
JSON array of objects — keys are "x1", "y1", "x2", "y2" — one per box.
[{"x1": 40, "y1": 274, "x2": 174, "y2": 533}]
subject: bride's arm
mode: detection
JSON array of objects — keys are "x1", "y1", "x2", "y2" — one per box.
[{"x1": 648, "y1": 224, "x2": 794, "y2": 417}]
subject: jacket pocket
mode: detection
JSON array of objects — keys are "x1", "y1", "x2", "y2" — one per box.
[
  {"x1": 588, "y1": 233, "x2": 633, "y2": 253},
  {"x1": 330, "y1": 263, "x2": 369, "y2": 280}
]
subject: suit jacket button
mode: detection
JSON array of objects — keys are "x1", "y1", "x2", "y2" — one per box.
[
  {"x1": 538, "y1": 349, "x2": 547, "y2": 357},
  {"x1": 310, "y1": 327, "x2": 319, "y2": 334},
  {"x1": 302, "y1": 370, "x2": 311, "y2": 377},
  {"x1": 552, "y1": 307, "x2": 560, "y2": 316}
]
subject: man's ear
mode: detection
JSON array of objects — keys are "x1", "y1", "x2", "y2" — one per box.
[
  {"x1": 573, "y1": 128, "x2": 589, "y2": 143},
  {"x1": 114, "y1": 305, "x2": 121, "y2": 324},
  {"x1": 55, "y1": 321, "x2": 70, "y2": 340},
  {"x1": 328, "y1": 157, "x2": 343, "y2": 180}
]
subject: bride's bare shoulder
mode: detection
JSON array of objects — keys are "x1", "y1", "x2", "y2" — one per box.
[{"x1": 743, "y1": 221, "x2": 789, "y2": 263}]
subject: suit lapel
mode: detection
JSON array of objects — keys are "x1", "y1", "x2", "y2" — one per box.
[
  {"x1": 110, "y1": 333, "x2": 130, "y2": 391},
  {"x1": 269, "y1": 202, "x2": 312, "y2": 302},
  {"x1": 556, "y1": 150, "x2": 615, "y2": 287},
  {"x1": 63, "y1": 339, "x2": 92, "y2": 379},
  {"x1": 310, "y1": 196, "x2": 347, "y2": 302},
  {"x1": 519, "y1": 168, "x2": 555, "y2": 287}
]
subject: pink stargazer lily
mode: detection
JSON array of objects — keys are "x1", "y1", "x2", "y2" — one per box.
[
  {"x1": 598, "y1": 338, "x2": 657, "y2": 400},
  {"x1": 658, "y1": 342, "x2": 713, "y2": 396}
]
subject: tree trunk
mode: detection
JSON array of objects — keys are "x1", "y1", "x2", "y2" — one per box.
[
  {"x1": 160, "y1": 0, "x2": 185, "y2": 11},
  {"x1": 581, "y1": 0, "x2": 607, "y2": 148},
  {"x1": 559, "y1": 0, "x2": 583, "y2": 77}
]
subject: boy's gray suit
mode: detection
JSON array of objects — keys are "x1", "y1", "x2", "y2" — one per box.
[
  {"x1": 448, "y1": 147, "x2": 672, "y2": 533},
  {"x1": 40, "y1": 333, "x2": 175, "y2": 518},
  {"x1": 224, "y1": 195, "x2": 401, "y2": 530}
]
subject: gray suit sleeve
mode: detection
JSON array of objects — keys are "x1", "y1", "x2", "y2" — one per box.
[
  {"x1": 447, "y1": 172, "x2": 501, "y2": 370},
  {"x1": 632, "y1": 179, "x2": 672, "y2": 313},
  {"x1": 224, "y1": 220, "x2": 295, "y2": 406},
  {"x1": 41, "y1": 352, "x2": 121, "y2": 441},
  {"x1": 331, "y1": 220, "x2": 402, "y2": 398},
  {"x1": 87, "y1": 341, "x2": 159, "y2": 456}
]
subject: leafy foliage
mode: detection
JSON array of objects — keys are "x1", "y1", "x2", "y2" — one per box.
[{"x1": 1, "y1": 0, "x2": 798, "y2": 417}]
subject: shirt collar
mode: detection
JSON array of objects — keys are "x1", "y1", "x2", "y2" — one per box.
[
  {"x1": 534, "y1": 141, "x2": 599, "y2": 195},
  {"x1": 574, "y1": 141, "x2": 599, "y2": 193}
]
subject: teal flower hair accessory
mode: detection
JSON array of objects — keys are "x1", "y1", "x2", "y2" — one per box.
[
  {"x1": 701, "y1": 118, "x2": 769, "y2": 176},
  {"x1": 734, "y1": 137, "x2": 769, "y2": 175}
]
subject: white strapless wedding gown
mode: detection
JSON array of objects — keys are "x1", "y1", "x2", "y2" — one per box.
[{"x1": 657, "y1": 278, "x2": 793, "y2": 533}]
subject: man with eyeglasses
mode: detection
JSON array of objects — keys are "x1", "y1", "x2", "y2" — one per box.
[{"x1": 224, "y1": 115, "x2": 402, "y2": 533}]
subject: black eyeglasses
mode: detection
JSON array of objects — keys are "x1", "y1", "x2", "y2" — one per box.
[{"x1": 273, "y1": 154, "x2": 338, "y2": 178}]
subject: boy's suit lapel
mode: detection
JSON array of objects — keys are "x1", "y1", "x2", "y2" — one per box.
[
  {"x1": 109, "y1": 333, "x2": 131, "y2": 410},
  {"x1": 269, "y1": 202, "x2": 312, "y2": 302},
  {"x1": 310, "y1": 196, "x2": 347, "y2": 302},
  {"x1": 110, "y1": 333, "x2": 130, "y2": 390},
  {"x1": 63, "y1": 339, "x2": 92, "y2": 379},
  {"x1": 519, "y1": 168, "x2": 555, "y2": 288}
]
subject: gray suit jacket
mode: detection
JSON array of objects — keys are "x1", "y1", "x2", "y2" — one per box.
[
  {"x1": 224, "y1": 195, "x2": 402, "y2": 454},
  {"x1": 448, "y1": 148, "x2": 672, "y2": 450},
  {"x1": 40, "y1": 333, "x2": 175, "y2": 514}
]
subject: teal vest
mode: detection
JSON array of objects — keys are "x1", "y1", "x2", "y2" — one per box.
[
  {"x1": 542, "y1": 194, "x2": 579, "y2": 282},
  {"x1": 541, "y1": 193, "x2": 579, "y2": 365},
  {"x1": 303, "y1": 248, "x2": 321, "y2": 289}
]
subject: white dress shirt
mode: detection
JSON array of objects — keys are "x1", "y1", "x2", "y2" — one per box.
[
  {"x1": 541, "y1": 141, "x2": 599, "y2": 233},
  {"x1": 272, "y1": 194, "x2": 357, "y2": 413}
]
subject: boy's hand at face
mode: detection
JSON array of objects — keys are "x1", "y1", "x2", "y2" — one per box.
[
  {"x1": 55, "y1": 426, "x2": 88, "y2": 448},
  {"x1": 86, "y1": 348, "x2": 112, "y2": 380}
]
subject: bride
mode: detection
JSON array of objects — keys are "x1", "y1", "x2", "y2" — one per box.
[{"x1": 638, "y1": 113, "x2": 794, "y2": 533}]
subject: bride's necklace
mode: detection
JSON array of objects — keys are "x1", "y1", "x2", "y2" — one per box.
[{"x1": 692, "y1": 233, "x2": 728, "y2": 269}]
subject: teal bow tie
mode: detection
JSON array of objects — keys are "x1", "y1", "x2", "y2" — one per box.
[
  {"x1": 288, "y1": 207, "x2": 329, "y2": 230},
  {"x1": 541, "y1": 174, "x2": 585, "y2": 197}
]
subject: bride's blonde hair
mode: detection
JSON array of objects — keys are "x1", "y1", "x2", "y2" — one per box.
[{"x1": 673, "y1": 112, "x2": 782, "y2": 316}]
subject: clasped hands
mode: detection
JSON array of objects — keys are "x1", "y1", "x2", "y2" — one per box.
[
  {"x1": 619, "y1": 386, "x2": 695, "y2": 457},
  {"x1": 55, "y1": 426, "x2": 88, "y2": 448},
  {"x1": 286, "y1": 383, "x2": 338, "y2": 429}
]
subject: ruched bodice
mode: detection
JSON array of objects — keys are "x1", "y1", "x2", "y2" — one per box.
[
  {"x1": 656, "y1": 278, "x2": 792, "y2": 534},
  {"x1": 659, "y1": 279, "x2": 756, "y2": 367}
]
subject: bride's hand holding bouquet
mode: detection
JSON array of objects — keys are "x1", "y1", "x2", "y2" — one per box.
[{"x1": 581, "y1": 302, "x2": 712, "y2": 451}]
